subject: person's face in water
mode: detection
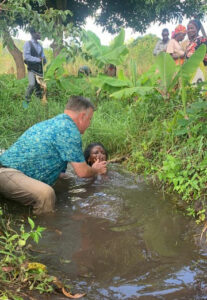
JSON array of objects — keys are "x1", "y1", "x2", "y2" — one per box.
[{"x1": 88, "y1": 145, "x2": 107, "y2": 165}]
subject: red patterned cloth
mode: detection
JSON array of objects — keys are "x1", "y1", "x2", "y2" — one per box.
[
  {"x1": 171, "y1": 25, "x2": 187, "y2": 38},
  {"x1": 186, "y1": 36, "x2": 207, "y2": 66}
]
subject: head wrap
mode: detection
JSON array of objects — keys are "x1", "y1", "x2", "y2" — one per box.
[
  {"x1": 171, "y1": 24, "x2": 187, "y2": 38},
  {"x1": 189, "y1": 19, "x2": 201, "y2": 32}
]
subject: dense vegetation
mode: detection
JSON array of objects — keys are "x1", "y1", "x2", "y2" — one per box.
[
  {"x1": 1, "y1": 32, "x2": 207, "y2": 222},
  {"x1": 0, "y1": 30, "x2": 207, "y2": 299}
]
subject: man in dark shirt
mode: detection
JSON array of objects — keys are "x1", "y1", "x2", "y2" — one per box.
[{"x1": 23, "y1": 28, "x2": 46, "y2": 108}]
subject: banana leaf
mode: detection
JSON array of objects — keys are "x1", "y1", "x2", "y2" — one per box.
[
  {"x1": 90, "y1": 75, "x2": 131, "y2": 89},
  {"x1": 99, "y1": 46, "x2": 128, "y2": 65},
  {"x1": 156, "y1": 52, "x2": 176, "y2": 92},
  {"x1": 82, "y1": 29, "x2": 128, "y2": 67},
  {"x1": 130, "y1": 59, "x2": 137, "y2": 87},
  {"x1": 110, "y1": 86, "x2": 153, "y2": 99},
  {"x1": 169, "y1": 44, "x2": 206, "y2": 89},
  {"x1": 109, "y1": 28, "x2": 125, "y2": 50},
  {"x1": 45, "y1": 50, "x2": 67, "y2": 79}
]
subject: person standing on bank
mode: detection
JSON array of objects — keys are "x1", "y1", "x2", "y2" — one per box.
[
  {"x1": 23, "y1": 28, "x2": 46, "y2": 108},
  {"x1": 0, "y1": 96, "x2": 107, "y2": 215},
  {"x1": 166, "y1": 25, "x2": 186, "y2": 65},
  {"x1": 153, "y1": 28, "x2": 170, "y2": 56}
]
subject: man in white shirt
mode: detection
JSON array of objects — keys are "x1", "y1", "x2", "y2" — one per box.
[{"x1": 153, "y1": 28, "x2": 170, "y2": 56}]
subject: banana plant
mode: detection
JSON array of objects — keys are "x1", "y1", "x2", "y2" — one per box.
[
  {"x1": 45, "y1": 49, "x2": 67, "y2": 80},
  {"x1": 82, "y1": 28, "x2": 128, "y2": 67},
  {"x1": 156, "y1": 45, "x2": 206, "y2": 113},
  {"x1": 89, "y1": 59, "x2": 155, "y2": 100},
  {"x1": 109, "y1": 60, "x2": 155, "y2": 99}
]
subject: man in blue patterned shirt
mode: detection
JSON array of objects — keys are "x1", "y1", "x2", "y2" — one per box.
[{"x1": 0, "y1": 96, "x2": 107, "y2": 214}]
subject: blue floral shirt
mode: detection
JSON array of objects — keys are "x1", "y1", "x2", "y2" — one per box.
[{"x1": 0, "y1": 114, "x2": 85, "y2": 185}]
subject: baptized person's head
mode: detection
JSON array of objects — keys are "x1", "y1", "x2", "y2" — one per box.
[{"x1": 84, "y1": 143, "x2": 108, "y2": 166}]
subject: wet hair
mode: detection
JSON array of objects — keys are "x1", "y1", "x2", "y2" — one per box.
[
  {"x1": 65, "y1": 96, "x2": 94, "y2": 112},
  {"x1": 188, "y1": 19, "x2": 201, "y2": 32},
  {"x1": 162, "y1": 28, "x2": 169, "y2": 34},
  {"x1": 84, "y1": 142, "x2": 108, "y2": 166}
]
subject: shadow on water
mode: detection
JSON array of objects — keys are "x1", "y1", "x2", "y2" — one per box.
[{"x1": 1, "y1": 164, "x2": 207, "y2": 299}]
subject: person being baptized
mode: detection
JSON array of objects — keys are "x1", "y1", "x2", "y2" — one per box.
[{"x1": 84, "y1": 142, "x2": 108, "y2": 166}]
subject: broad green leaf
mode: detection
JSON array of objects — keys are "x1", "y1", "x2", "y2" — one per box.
[
  {"x1": 45, "y1": 50, "x2": 66, "y2": 79},
  {"x1": 156, "y1": 52, "x2": 176, "y2": 91},
  {"x1": 169, "y1": 44, "x2": 206, "y2": 89},
  {"x1": 101, "y1": 77, "x2": 130, "y2": 87},
  {"x1": 28, "y1": 217, "x2": 35, "y2": 230},
  {"x1": 82, "y1": 29, "x2": 128, "y2": 66},
  {"x1": 110, "y1": 86, "x2": 153, "y2": 99},
  {"x1": 180, "y1": 44, "x2": 206, "y2": 82},
  {"x1": 109, "y1": 28, "x2": 125, "y2": 50},
  {"x1": 90, "y1": 75, "x2": 130, "y2": 89},
  {"x1": 99, "y1": 45, "x2": 128, "y2": 65},
  {"x1": 117, "y1": 69, "x2": 127, "y2": 81},
  {"x1": 130, "y1": 59, "x2": 137, "y2": 87},
  {"x1": 84, "y1": 30, "x2": 101, "y2": 51}
]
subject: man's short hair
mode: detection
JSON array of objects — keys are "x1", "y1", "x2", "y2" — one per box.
[{"x1": 65, "y1": 96, "x2": 94, "y2": 112}]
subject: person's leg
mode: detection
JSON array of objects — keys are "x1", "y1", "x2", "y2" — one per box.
[
  {"x1": 25, "y1": 71, "x2": 36, "y2": 102},
  {"x1": 34, "y1": 77, "x2": 42, "y2": 99},
  {"x1": 0, "y1": 168, "x2": 56, "y2": 215}
]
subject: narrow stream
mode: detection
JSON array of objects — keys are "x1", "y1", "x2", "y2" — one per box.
[{"x1": 1, "y1": 165, "x2": 207, "y2": 299}]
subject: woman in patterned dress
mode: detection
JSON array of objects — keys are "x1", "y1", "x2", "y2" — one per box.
[
  {"x1": 186, "y1": 19, "x2": 207, "y2": 83},
  {"x1": 166, "y1": 25, "x2": 187, "y2": 65}
]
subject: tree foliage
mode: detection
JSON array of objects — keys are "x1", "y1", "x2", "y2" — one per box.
[
  {"x1": 0, "y1": 0, "x2": 76, "y2": 78},
  {"x1": 96, "y1": 0, "x2": 207, "y2": 33},
  {"x1": 46, "y1": 0, "x2": 207, "y2": 33}
]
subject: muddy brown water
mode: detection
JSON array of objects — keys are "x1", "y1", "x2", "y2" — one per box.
[{"x1": 1, "y1": 164, "x2": 207, "y2": 299}]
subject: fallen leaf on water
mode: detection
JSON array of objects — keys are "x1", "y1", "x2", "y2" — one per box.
[
  {"x1": 27, "y1": 262, "x2": 47, "y2": 272},
  {"x1": 55, "y1": 229, "x2": 62, "y2": 235},
  {"x1": 60, "y1": 258, "x2": 71, "y2": 264},
  {"x1": 62, "y1": 287, "x2": 86, "y2": 298},
  {"x1": 53, "y1": 277, "x2": 64, "y2": 289}
]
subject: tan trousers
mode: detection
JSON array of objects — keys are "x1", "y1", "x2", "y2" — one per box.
[{"x1": 0, "y1": 167, "x2": 56, "y2": 215}]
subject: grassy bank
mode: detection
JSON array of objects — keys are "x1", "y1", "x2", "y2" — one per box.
[{"x1": 0, "y1": 74, "x2": 206, "y2": 223}]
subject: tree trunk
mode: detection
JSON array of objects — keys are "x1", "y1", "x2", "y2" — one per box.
[
  {"x1": 51, "y1": 40, "x2": 63, "y2": 58},
  {"x1": 3, "y1": 30, "x2": 25, "y2": 79},
  {"x1": 50, "y1": 0, "x2": 66, "y2": 57}
]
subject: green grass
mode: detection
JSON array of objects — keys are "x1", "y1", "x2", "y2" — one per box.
[{"x1": 0, "y1": 68, "x2": 207, "y2": 224}]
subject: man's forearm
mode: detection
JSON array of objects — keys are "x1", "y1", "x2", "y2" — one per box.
[
  {"x1": 71, "y1": 160, "x2": 107, "y2": 177},
  {"x1": 81, "y1": 165, "x2": 98, "y2": 178},
  {"x1": 71, "y1": 162, "x2": 98, "y2": 178}
]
